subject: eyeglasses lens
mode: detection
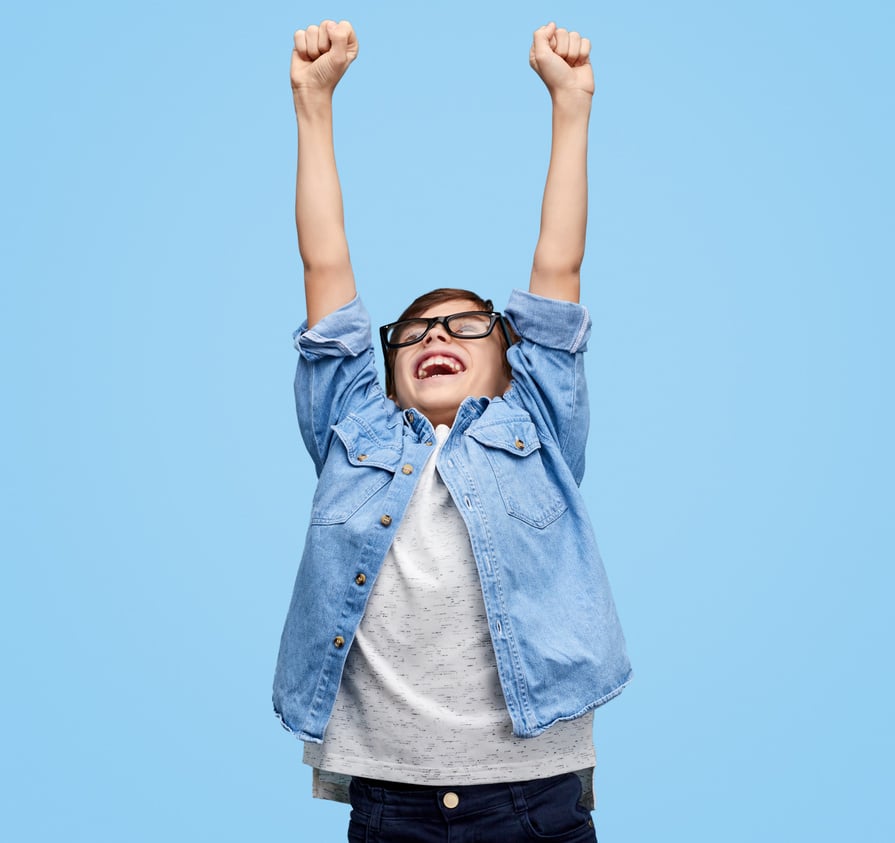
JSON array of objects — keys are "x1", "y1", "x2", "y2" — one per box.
[
  {"x1": 388, "y1": 319, "x2": 430, "y2": 346},
  {"x1": 446, "y1": 313, "x2": 493, "y2": 337}
]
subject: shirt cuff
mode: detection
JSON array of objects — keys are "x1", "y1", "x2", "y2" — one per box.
[
  {"x1": 504, "y1": 289, "x2": 592, "y2": 353},
  {"x1": 293, "y1": 296, "x2": 373, "y2": 359}
]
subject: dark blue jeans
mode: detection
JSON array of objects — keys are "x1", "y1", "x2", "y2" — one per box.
[{"x1": 347, "y1": 772, "x2": 597, "y2": 843}]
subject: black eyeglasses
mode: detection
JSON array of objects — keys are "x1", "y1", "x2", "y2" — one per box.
[{"x1": 380, "y1": 311, "x2": 511, "y2": 350}]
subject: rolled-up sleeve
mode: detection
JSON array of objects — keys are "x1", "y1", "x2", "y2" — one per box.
[
  {"x1": 503, "y1": 289, "x2": 592, "y2": 484},
  {"x1": 294, "y1": 297, "x2": 373, "y2": 360},
  {"x1": 503, "y1": 289, "x2": 591, "y2": 353},
  {"x1": 293, "y1": 297, "x2": 383, "y2": 473}
]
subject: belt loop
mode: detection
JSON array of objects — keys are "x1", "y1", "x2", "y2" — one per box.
[
  {"x1": 508, "y1": 782, "x2": 528, "y2": 815},
  {"x1": 370, "y1": 799, "x2": 383, "y2": 832},
  {"x1": 362, "y1": 783, "x2": 385, "y2": 832}
]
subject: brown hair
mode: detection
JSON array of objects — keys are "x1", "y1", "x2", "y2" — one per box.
[{"x1": 383, "y1": 288, "x2": 515, "y2": 398}]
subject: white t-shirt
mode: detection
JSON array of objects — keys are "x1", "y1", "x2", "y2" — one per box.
[{"x1": 304, "y1": 425, "x2": 596, "y2": 805}]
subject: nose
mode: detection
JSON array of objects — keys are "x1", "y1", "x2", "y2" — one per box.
[{"x1": 424, "y1": 320, "x2": 452, "y2": 345}]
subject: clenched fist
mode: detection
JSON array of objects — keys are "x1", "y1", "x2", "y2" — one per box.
[
  {"x1": 529, "y1": 22, "x2": 594, "y2": 98},
  {"x1": 291, "y1": 20, "x2": 358, "y2": 98}
]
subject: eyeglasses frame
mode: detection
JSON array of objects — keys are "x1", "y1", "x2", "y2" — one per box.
[{"x1": 379, "y1": 310, "x2": 513, "y2": 387}]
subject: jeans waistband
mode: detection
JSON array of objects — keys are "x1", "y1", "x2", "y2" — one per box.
[{"x1": 350, "y1": 772, "x2": 576, "y2": 820}]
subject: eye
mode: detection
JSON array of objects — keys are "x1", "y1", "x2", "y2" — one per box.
[
  {"x1": 449, "y1": 314, "x2": 491, "y2": 336},
  {"x1": 391, "y1": 320, "x2": 428, "y2": 344}
]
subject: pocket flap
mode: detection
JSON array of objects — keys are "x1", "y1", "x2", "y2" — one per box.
[
  {"x1": 466, "y1": 418, "x2": 542, "y2": 457},
  {"x1": 332, "y1": 414, "x2": 402, "y2": 470}
]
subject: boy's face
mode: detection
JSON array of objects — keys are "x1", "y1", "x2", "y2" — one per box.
[{"x1": 392, "y1": 298, "x2": 511, "y2": 428}]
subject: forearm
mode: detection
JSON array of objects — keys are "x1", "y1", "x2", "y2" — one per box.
[
  {"x1": 294, "y1": 94, "x2": 356, "y2": 327},
  {"x1": 530, "y1": 91, "x2": 591, "y2": 302},
  {"x1": 290, "y1": 20, "x2": 358, "y2": 327}
]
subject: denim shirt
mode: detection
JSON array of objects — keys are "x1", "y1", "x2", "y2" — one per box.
[{"x1": 273, "y1": 289, "x2": 631, "y2": 743}]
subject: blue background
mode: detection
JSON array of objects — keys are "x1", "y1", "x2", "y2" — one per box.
[{"x1": 3, "y1": 1, "x2": 892, "y2": 840}]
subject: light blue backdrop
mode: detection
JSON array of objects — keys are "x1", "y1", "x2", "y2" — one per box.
[{"x1": 3, "y1": 1, "x2": 892, "y2": 840}]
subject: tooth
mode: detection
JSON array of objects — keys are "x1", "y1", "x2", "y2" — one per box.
[{"x1": 415, "y1": 354, "x2": 466, "y2": 379}]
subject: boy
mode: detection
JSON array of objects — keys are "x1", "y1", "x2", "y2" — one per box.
[{"x1": 274, "y1": 20, "x2": 631, "y2": 842}]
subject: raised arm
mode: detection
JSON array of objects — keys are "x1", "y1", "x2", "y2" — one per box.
[
  {"x1": 291, "y1": 20, "x2": 359, "y2": 327},
  {"x1": 528, "y1": 23, "x2": 594, "y2": 304}
]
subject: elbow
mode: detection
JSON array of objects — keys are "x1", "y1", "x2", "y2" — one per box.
[
  {"x1": 530, "y1": 248, "x2": 583, "y2": 302},
  {"x1": 529, "y1": 266, "x2": 581, "y2": 303},
  {"x1": 531, "y1": 253, "x2": 583, "y2": 278},
  {"x1": 532, "y1": 240, "x2": 584, "y2": 278},
  {"x1": 301, "y1": 252, "x2": 352, "y2": 277}
]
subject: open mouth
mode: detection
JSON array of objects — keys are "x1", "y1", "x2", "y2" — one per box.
[{"x1": 416, "y1": 353, "x2": 466, "y2": 380}]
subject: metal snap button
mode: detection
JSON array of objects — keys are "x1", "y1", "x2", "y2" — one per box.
[
  {"x1": 380, "y1": 514, "x2": 392, "y2": 527},
  {"x1": 442, "y1": 792, "x2": 459, "y2": 809},
  {"x1": 333, "y1": 636, "x2": 345, "y2": 649},
  {"x1": 402, "y1": 464, "x2": 413, "y2": 475},
  {"x1": 355, "y1": 573, "x2": 366, "y2": 586}
]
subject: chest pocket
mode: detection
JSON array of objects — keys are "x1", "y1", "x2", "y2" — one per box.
[
  {"x1": 466, "y1": 419, "x2": 567, "y2": 529},
  {"x1": 309, "y1": 415, "x2": 401, "y2": 525}
]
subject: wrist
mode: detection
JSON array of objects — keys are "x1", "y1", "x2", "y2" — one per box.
[
  {"x1": 550, "y1": 87, "x2": 593, "y2": 114},
  {"x1": 293, "y1": 87, "x2": 335, "y2": 121}
]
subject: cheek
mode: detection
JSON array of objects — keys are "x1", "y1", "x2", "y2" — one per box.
[
  {"x1": 392, "y1": 354, "x2": 414, "y2": 400},
  {"x1": 485, "y1": 341, "x2": 510, "y2": 382},
  {"x1": 393, "y1": 352, "x2": 410, "y2": 381},
  {"x1": 472, "y1": 351, "x2": 509, "y2": 394}
]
